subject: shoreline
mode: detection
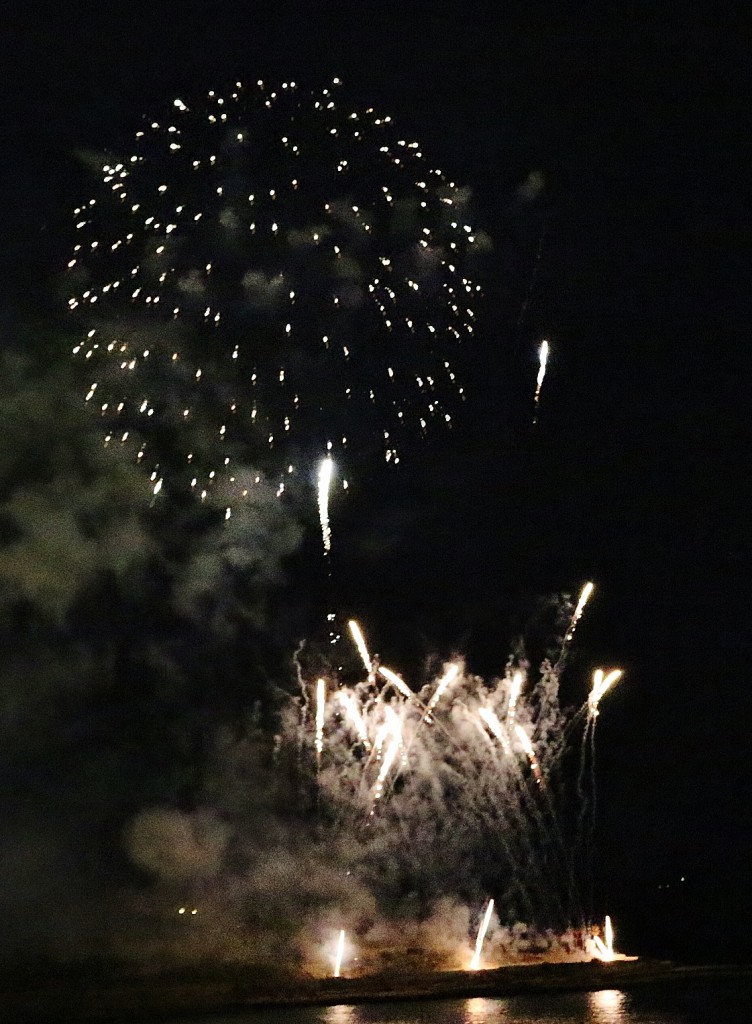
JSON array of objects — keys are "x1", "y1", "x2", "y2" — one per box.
[{"x1": 4, "y1": 959, "x2": 751, "y2": 1021}]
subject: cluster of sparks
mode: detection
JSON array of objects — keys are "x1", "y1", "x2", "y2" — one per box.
[
  {"x1": 299, "y1": 602, "x2": 624, "y2": 964},
  {"x1": 68, "y1": 77, "x2": 483, "y2": 513}
]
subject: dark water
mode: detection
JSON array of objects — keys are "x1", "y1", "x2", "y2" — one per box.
[{"x1": 155, "y1": 983, "x2": 750, "y2": 1024}]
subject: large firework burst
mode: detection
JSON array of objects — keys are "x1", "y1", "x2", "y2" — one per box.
[{"x1": 67, "y1": 78, "x2": 486, "y2": 509}]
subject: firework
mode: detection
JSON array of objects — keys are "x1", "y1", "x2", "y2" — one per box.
[
  {"x1": 514, "y1": 723, "x2": 543, "y2": 785},
  {"x1": 317, "y1": 455, "x2": 334, "y2": 554},
  {"x1": 507, "y1": 670, "x2": 523, "y2": 724},
  {"x1": 68, "y1": 78, "x2": 484, "y2": 508},
  {"x1": 469, "y1": 898, "x2": 495, "y2": 970},
  {"x1": 478, "y1": 706, "x2": 512, "y2": 756},
  {"x1": 565, "y1": 581, "x2": 594, "y2": 643},
  {"x1": 333, "y1": 929, "x2": 346, "y2": 977},
  {"x1": 371, "y1": 737, "x2": 400, "y2": 804},
  {"x1": 533, "y1": 339, "x2": 549, "y2": 418},
  {"x1": 293, "y1": 613, "x2": 626, "y2": 939},
  {"x1": 423, "y1": 661, "x2": 460, "y2": 721},
  {"x1": 588, "y1": 668, "x2": 622, "y2": 718},
  {"x1": 337, "y1": 691, "x2": 371, "y2": 749},
  {"x1": 348, "y1": 619, "x2": 373, "y2": 676},
  {"x1": 315, "y1": 677, "x2": 326, "y2": 760}
]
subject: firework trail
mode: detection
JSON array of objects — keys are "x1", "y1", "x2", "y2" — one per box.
[
  {"x1": 348, "y1": 619, "x2": 373, "y2": 677},
  {"x1": 67, "y1": 78, "x2": 484, "y2": 509},
  {"x1": 333, "y1": 929, "x2": 346, "y2": 977},
  {"x1": 315, "y1": 677, "x2": 326, "y2": 765},
  {"x1": 470, "y1": 898, "x2": 495, "y2": 970},
  {"x1": 317, "y1": 455, "x2": 334, "y2": 554},
  {"x1": 533, "y1": 339, "x2": 549, "y2": 421}
]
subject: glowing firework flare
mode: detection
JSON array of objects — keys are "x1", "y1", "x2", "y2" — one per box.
[
  {"x1": 478, "y1": 706, "x2": 512, "y2": 756},
  {"x1": 470, "y1": 898, "x2": 495, "y2": 970},
  {"x1": 67, "y1": 78, "x2": 485, "y2": 509},
  {"x1": 533, "y1": 338, "x2": 549, "y2": 418},
  {"x1": 588, "y1": 668, "x2": 622, "y2": 718},
  {"x1": 333, "y1": 928, "x2": 346, "y2": 977},
  {"x1": 372, "y1": 737, "x2": 400, "y2": 804},
  {"x1": 315, "y1": 678, "x2": 326, "y2": 759},
  {"x1": 337, "y1": 691, "x2": 371, "y2": 749},
  {"x1": 565, "y1": 581, "x2": 594, "y2": 642},
  {"x1": 378, "y1": 665, "x2": 417, "y2": 703},
  {"x1": 514, "y1": 723, "x2": 543, "y2": 785},
  {"x1": 317, "y1": 455, "x2": 334, "y2": 554},
  {"x1": 507, "y1": 670, "x2": 523, "y2": 724},
  {"x1": 423, "y1": 662, "x2": 460, "y2": 721},
  {"x1": 348, "y1": 619, "x2": 373, "y2": 675}
]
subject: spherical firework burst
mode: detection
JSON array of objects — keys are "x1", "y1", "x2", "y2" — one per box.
[{"x1": 67, "y1": 77, "x2": 485, "y2": 509}]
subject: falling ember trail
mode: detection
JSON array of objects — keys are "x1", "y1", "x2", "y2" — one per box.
[
  {"x1": 470, "y1": 898, "x2": 495, "y2": 970},
  {"x1": 334, "y1": 929, "x2": 345, "y2": 978},
  {"x1": 533, "y1": 339, "x2": 549, "y2": 421},
  {"x1": 317, "y1": 456, "x2": 334, "y2": 554}
]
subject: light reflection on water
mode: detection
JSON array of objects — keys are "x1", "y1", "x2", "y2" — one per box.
[{"x1": 180, "y1": 983, "x2": 748, "y2": 1024}]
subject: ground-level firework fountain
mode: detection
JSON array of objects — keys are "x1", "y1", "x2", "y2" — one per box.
[{"x1": 284, "y1": 601, "x2": 634, "y2": 977}]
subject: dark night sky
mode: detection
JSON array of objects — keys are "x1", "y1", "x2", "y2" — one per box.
[{"x1": 1, "y1": 3, "x2": 749, "y2": 960}]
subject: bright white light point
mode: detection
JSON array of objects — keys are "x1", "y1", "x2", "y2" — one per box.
[
  {"x1": 317, "y1": 456, "x2": 334, "y2": 554},
  {"x1": 153, "y1": 479, "x2": 163, "y2": 495},
  {"x1": 333, "y1": 929, "x2": 345, "y2": 978},
  {"x1": 470, "y1": 899, "x2": 495, "y2": 970}
]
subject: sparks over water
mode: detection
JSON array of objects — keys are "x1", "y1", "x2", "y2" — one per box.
[{"x1": 291, "y1": 607, "x2": 629, "y2": 962}]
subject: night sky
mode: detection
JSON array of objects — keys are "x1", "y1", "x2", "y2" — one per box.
[{"x1": 1, "y1": 4, "x2": 749, "y2": 965}]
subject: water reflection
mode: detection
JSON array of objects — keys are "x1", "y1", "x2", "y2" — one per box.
[
  {"x1": 464, "y1": 996, "x2": 509, "y2": 1022},
  {"x1": 588, "y1": 988, "x2": 627, "y2": 1024},
  {"x1": 323, "y1": 1006, "x2": 357, "y2": 1024}
]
